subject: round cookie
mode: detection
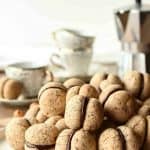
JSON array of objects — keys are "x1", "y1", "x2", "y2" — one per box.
[
  {"x1": 38, "y1": 82, "x2": 67, "y2": 117},
  {"x1": 36, "y1": 110, "x2": 48, "y2": 123},
  {"x1": 24, "y1": 103, "x2": 40, "y2": 125},
  {"x1": 143, "y1": 115, "x2": 150, "y2": 150},
  {"x1": 65, "y1": 95, "x2": 104, "y2": 131},
  {"x1": 118, "y1": 126, "x2": 140, "y2": 150},
  {"x1": 99, "y1": 126, "x2": 140, "y2": 150},
  {"x1": 45, "y1": 116, "x2": 67, "y2": 132},
  {"x1": 66, "y1": 84, "x2": 98, "y2": 103},
  {"x1": 138, "y1": 105, "x2": 150, "y2": 117},
  {"x1": 138, "y1": 98, "x2": 150, "y2": 117},
  {"x1": 98, "y1": 128, "x2": 123, "y2": 150},
  {"x1": 100, "y1": 74, "x2": 123, "y2": 90},
  {"x1": 127, "y1": 115, "x2": 150, "y2": 149},
  {"x1": 79, "y1": 84, "x2": 99, "y2": 98},
  {"x1": 126, "y1": 115, "x2": 146, "y2": 148},
  {"x1": 25, "y1": 123, "x2": 59, "y2": 150},
  {"x1": 66, "y1": 85, "x2": 81, "y2": 102},
  {"x1": 55, "y1": 129, "x2": 96, "y2": 150},
  {"x1": 5, "y1": 117, "x2": 30, "y2": 150},
  {"x1": 55, "y1": 118, "x2": 67, "y2": 132},
  {"x1": 124, "y1": 71, "x2": 150, "y2": 100},
  {"x1": 124, "y1": 71, "x2": 142, "y2": 97},
  {"x1": 63, "y1": 78, "x2": 85, "y2": 89},
  {"x1": 0, "y1": 77, "x2": 23, "y2": 99},
  {"x1": 99, "y1": 84, "x2": 136, "y2": 123},
  {"x1": 45, "y1": 115, "x2": 63, "y2": 126},
  {"x1": 90, "y1": 72, "x2": 107, "y2": 93}
]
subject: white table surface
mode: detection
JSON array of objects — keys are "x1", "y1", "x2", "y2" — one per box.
[{"x1": 0, "y1": 141, "x2": 11, "y2": 150}]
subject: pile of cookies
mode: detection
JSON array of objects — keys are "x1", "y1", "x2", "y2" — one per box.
[{"x1": 5, "y1": 71, "x2": 150, "y2": 150}]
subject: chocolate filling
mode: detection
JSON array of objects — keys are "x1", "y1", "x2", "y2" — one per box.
[
  {"x1": 25, "y1": 119, "x2": 32, "y2": 126},
  {"x1": 139, "y1": 73, "x2": 144, "y2": 98},
  {"x1": 116, "y1": 128, "x2": 126, "y2": 150},
  {"x1": 38, "y1": 86, "x2": 66, "y2": 100},
  {"x1": 26, "y1": 141, "x2": 54, "y2": 150},
  {"x1": 104, "y1": 74, "x2": 108, "y2": 80},
  {"x1": 1, "y1": 78, "x2": 9, "y2": 98},
  {"x1": 66, "y1": 130, "x2": 76, "y2": 150},
  {"x1": 141, "y1": 117, "x2": 148, "y2": 148},
  {"x1": 102, "y1": 88, "x2": 123, "y2": 107},
  {"x1": 80, "y1": 97, "x2": 89, "y2": 128}
]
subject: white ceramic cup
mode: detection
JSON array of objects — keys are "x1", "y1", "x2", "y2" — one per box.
[
  {"x1": 52, "y1": 28, "x2": 95, "y2": 50},
  {"x1": 5, "y1": 62, "x2": 48, "y2": 98},
  {"x1": 50, "y1": 50, "x2": 93, "y2": 76}
]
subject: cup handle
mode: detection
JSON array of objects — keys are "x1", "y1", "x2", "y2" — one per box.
[{"x1": 50, "y1": 53, "x2": 65, "y2": 69}]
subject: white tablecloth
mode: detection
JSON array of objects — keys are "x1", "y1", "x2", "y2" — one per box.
[{"x1": 0, "y1": 141, "x2": 11, "y2": 150}]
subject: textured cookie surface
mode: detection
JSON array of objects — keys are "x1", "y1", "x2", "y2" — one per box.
[
  {"x1": 126, "y1": 115, "x2": 146, "y2": 147},
  {"x1": 124, "y1": 71, "x2": 142, "y2": 97},
  {"x1": 65, "y1": 95, "x2": 104, "y2": 131},
  {"x1": 39, "y1": 82, "x2": 66, "y2": 117},
  {"x1": 118, "y1": 126, "x2": 140, "y2": 150},
  {"x1": 5, "y1": 118, "x2": 30, "y2": 150},
  {"x1": 64, "y1": 78, "x2": 85, "y2": 89},
  {"x1": 25, "y1": 123, "x2": 58, "y2": 145},
  {"x1": 99, "y1": 128, "x2": 123, "y2": 150},
  {"x1": 104, "y1": 90, "x2": 135, "y2": 123},
  {"x1": 55, "y1": 129, "x2": 96, "y2": 150}
]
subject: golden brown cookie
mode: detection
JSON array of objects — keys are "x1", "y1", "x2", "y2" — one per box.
[
  {"x1": 138, "y1": 98, "x2": 150, "y2": 117},
  {"x1": 45, "y1": 115, "x2": 63, "y2": 127},
  {"x1": 99, "y1": 74, "x2": 123, "y2": 91},
  {"x1": 5, "y1": 118, "x2": 30, "y2": 150},
  {"x1": 65, "y1": 95, "x2": 104, "y2": 131},
  {"x1": 99, "y1": 126, "x2": 140, "y2": 150},
  {"x1": 138, "y1": 105, "x2": 150, "y2": 117},
  {"x1": 24, "y1": 103, "x2": 40, "y2": 125},
  {"x1": 63, "y1": 78, "x2": 85, "y2": 89},
  {"x1": 0, "y1": 77, "x2": 23, "y2": 99},
  {"x1": 127, "y1": 115, "x2": 150, "y2": 149},
  {"x1": 39, "y1": 82, "x2": 67, "y2": 117},
  {"x1": 124, "y1": 71, "x2": 150, "y2": 100},
  {"x1": 45, "y1": 115, "x2": 67, "y2": 132},
  {"x1": 36, "y1": 110, "x2": 48, "y2": 123},
  {"x1": 55, "y1": 129, "x2": 96, "y2": 150},
  {"x1": 25, "y1": 123, "x2": 58, "y2": 150},
  {"x1": 66, "y1": 84, "x2": 98, "y2": 103},
  {"x1": 99, "y1": 84, "x2": 136, "y2": 123},
  {"x1": 90, "y1": 72, "x2": 107, "y2": 93},
  {"x1": 126, "y1": 115, "x2": 146, "y2": 148},
  {"x1": 98, "y1": 128, "x2": 123, "y2": 150}
]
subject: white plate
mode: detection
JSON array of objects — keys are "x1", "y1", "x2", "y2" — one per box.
[{"x1": 0, "y1": 98, "x2": 38, "y2": 107}]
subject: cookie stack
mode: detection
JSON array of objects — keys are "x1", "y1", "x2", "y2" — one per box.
[{"x1": 5, "y1": 71, "x2": 150, "y2": 150}]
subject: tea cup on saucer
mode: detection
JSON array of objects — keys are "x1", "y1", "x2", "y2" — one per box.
[{"x1": 5, "y1": 62, "x2": 49, "y2": 98}]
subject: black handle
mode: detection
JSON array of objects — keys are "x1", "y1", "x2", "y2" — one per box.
[{"x1": 136, "y1": 0, "x2": 142, "y2": 6}]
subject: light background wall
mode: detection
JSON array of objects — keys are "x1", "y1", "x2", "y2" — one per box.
[{"x1": 0, "y1": 0, "x2": 149, "y2": 61}]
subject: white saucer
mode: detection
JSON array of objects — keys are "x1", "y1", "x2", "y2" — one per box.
[{"x1": 0, "y1": 98, "x2": 38, "y2": 107}]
